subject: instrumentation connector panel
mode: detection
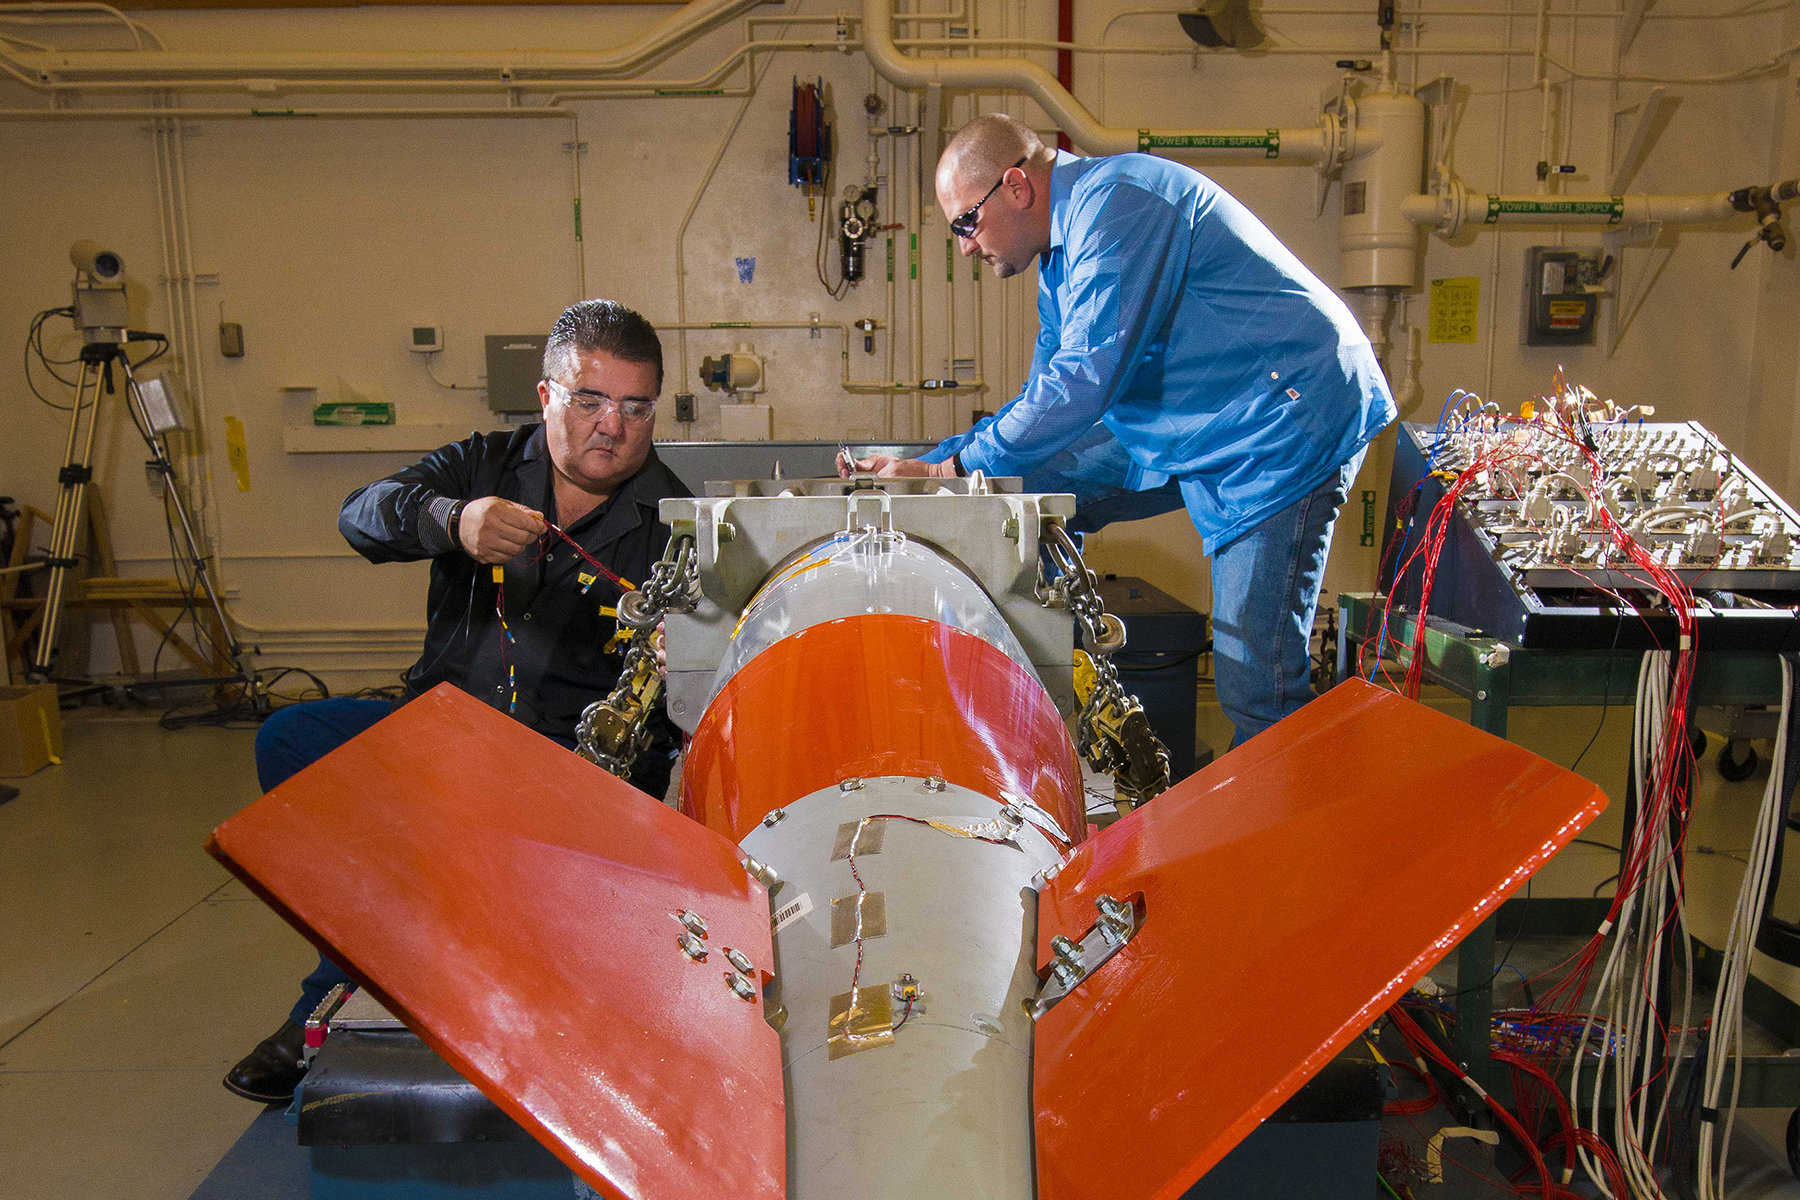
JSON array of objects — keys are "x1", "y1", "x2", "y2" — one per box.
[{"x1": 1385, "y1": 412, "x2": 1800, "y2": 649}]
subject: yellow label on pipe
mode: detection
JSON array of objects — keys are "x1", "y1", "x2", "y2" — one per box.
[{"x1": 222, "y1": 414, "x2": 251, "y2": 492}]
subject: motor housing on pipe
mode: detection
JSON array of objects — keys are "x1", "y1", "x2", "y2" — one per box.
[{"x1": 1337, "y1": 90, "x2": 1425, "y2": 290}]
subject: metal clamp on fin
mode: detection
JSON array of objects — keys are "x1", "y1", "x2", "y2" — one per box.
[
  {"x1": 1072, "y1": 649, "x2": 1173, "y2": 809},
  {"x1": 1026, "y1": 893, "x2": 1143, "y2": 1020},
  {"x1": 302, "y1": 981, "x2": 352, "y2": 1063}
]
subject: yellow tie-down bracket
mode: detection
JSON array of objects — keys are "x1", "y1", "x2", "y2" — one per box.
[{"x1": 1073, "y1": 649, "x2": 1172, "y2": 814}]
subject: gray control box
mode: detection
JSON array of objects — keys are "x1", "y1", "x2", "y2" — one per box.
[
  {"x1": 483, "y1": 334, "x2": 547, "y2": 414},
  {"x1": 1522, "y1": 246, "x2": 1601, "y2": 346}
]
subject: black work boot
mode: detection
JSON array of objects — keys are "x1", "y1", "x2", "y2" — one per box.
[{"x1": 222, "y1": 1019, "x2": 308, "y2": 1103}]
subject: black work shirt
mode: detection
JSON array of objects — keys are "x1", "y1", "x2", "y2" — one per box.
[{"x1": 338, "y1": 424, "x2": 690, "y2": 795}]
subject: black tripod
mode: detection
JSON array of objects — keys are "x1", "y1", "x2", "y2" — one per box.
[{"x1": 30, "y1": 338, "x2": 252, "y2": 692}]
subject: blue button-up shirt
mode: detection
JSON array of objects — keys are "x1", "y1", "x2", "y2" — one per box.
[{"x1": 930, "y1": 151, "x2": 1395, "y2": 550}]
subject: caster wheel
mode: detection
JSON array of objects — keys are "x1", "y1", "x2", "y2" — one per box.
[
  {"x1": 1786, "y1": 1106, "x2": 1800, "y2": 1180},
  {"x1": 1718, "y1": 740, "x2": 1760, "y2": 783}
]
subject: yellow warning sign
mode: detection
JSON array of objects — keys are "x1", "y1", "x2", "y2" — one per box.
[
  {"x1": 222, "y1": 414, "x2": 251, "y2": 493},
  {"x1": 1428, "y1": 276, "x2": 1481, "y2": 344}
]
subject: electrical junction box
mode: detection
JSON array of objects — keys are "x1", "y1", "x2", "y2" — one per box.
[
  {"x1": 1522, "y1": 246, "x2": 1601, "y2": 346},
  {"x1": 409, "y1": 325, "x2": 443, "y2": 353},
  {"x1": 484, "y1": 334, "x2": 548, "y2": 415}
]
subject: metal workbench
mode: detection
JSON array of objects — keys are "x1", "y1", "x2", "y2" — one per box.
[{"x1": 1336, "y1": 592, "x2": 1800, "y2": 1111}]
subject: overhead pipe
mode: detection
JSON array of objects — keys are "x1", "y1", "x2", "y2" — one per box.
[
  {"x1": 859, "y1": 0, "x2": 1339, "y2": 161},
  {"x1": 1056, "y1": 0, "x2": 1073, "y2": 153},
  {"x1": 10, "y1": 0, "x2": 759, "y2": 84},
  {"x1": 1401, "y1": 184, "x2": 1748, "y2": 235},
  {"x1": 0, "y1": 104, "x2": 580, "y2": 120}
]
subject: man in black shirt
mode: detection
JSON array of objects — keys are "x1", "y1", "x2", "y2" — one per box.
[{"x1": 223, "y1": 299, "x2": 690, "y2": 1103}]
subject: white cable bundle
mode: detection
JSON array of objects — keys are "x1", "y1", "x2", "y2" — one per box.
[
  {"x1": 1571, "y1": 651, "x2": 1696, "y2": 1199},
  {"x1": 1696, "y1": 657, "x2": 1793, "y2": 1200}
]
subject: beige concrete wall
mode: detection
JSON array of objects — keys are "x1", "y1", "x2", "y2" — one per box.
[{"x1": 0, "y1": 1, "x2": 1793, "y2": 680}]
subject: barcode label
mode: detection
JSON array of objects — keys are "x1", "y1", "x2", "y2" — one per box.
[{"x1": 773, "y1": 892, "x2": 814, "y2": 933}]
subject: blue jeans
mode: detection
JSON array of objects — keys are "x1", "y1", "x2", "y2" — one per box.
[
  {"x1": 1024, "y1": 437, "x2": 1365, "y2": 749},
  {"x1": 254, "y1": 698, "x2": 392, "y2": 1026},
  {"x1": 1209, "y1": 447, "x2": 1364, "y2": 747}
]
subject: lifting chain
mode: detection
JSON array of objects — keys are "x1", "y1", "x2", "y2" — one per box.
[
  {"x1": 576, "y1": 534, "x2": 700, "y2": 779},
  {"x1": 1041, "y1": 521, "x2": 1171, "y2": 809}
]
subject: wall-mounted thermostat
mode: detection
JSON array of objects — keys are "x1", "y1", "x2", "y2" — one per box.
[{"x1": 409, "y1": 325, "x2": 444, "y2": 353}]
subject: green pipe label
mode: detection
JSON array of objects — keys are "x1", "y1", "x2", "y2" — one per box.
[
  {"x1": 886, "y1": 237, "x2": 894, "y2": 283},
  {"x1": 654, "y1": 88, "x2": 726, "y2": 97},
  {"x1": 946, "y1": 237, "x2": 954, "y2": 282},
  {"x1": 709, "y1": 322, "x2": 751, "y2": 328},
  {"x1": 1138, "y1": 128, "x2": 1279, "y2": 158},
  {"x1": 573, "y1": 198, "x2": 582, "y2": 242},
  {"x1": 1484, "y1": 195, "x2": 1624, "y2": 223},
  {"x1": 250, "y1": 108, "x2": 308, "y2": 117},
  {"x1": 973, "y1": 255, "x2": 980, "y2": 282},
  {"x1": 909, "y1": 232, "x2": 917, "y2": 280}
]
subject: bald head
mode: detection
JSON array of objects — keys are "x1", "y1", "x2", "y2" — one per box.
[{"x1": 937, "y1": 114, "x2": 1054, "y2": 191}]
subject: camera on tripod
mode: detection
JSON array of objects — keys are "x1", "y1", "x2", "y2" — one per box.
[
  {"x1": 70, "y1": 240, "x2": 130, "y2": 344},
  {"x1": 26, "y1": 240, "x2": 254, "y2": 698}
]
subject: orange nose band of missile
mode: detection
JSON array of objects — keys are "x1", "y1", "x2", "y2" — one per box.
[{"x1": 681, "y1": 613, "x2": 1086, "y2": 845}]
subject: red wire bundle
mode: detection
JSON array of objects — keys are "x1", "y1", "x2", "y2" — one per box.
[{"x1": 1375, "y1": 385, "x2": 1704, "y2": 1194}]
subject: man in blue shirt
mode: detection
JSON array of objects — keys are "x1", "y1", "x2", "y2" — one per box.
[{"x1": 849, "y1": 114, "x2": 1394, "y2": 746}]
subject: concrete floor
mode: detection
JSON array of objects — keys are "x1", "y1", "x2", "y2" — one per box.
[
  {"x1": 3, "y1": 690, "x2": 1800, "y2": 1198},
  {"x1": 0, "y1": 712, "x2": 313, "y2": 1200}
]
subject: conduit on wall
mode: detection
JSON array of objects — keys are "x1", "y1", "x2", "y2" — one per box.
[{"x1": 7, "y1": 0, "x2": 1795, "y2": 652}]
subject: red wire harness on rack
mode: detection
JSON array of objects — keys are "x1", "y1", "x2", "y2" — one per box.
[{"x1": 1373, "y1": 380, "x2": 1704, "y2": 1197}]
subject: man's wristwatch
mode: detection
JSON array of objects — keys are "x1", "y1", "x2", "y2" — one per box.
[
  {"x1": 951, "y1": 452, "x2": 967, "y2": 477},
  {"x1": 447, "y1": 499, "x2": 468, "y2": 553}
]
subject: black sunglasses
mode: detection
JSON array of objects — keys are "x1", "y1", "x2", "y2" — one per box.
[{"x1": 949, "y1": 156, "x2": 1028, "y2": 239}]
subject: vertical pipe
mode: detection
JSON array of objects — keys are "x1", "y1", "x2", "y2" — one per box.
[
  {"x1": 879, "y1": 72, "x2": 897, "y2": 438},
  {"x1": 874, "y1": 70, "x2": 896, "y2": 438},
  {"x1": 568, "y1": 108, "x2": 587, "y2": 300},
  {"x1": 911, "y1": 90, "x2": 926, "y2": 439},
  {"x1": 972, "y1": 216, "x2": 983, "y2": 437},
  {"x1": 149, "y1": 101, "x2": 187, "y2": 498},
  {"x1": 1535, "y1": 0, "x2": 1553, "y2": 195},
  {"x1": 1558, "y1": 0, "x2": 1578, "y2": 247},
  {"x1": 945, "y1": 133, "x2": 956, "y2": 437},
  {"x1": 990, "y1": 4, "x2": 1009, "y2": 411},
  {"x1": 1484, "y1": 7, "x2": 1516, "y2": 401},
  {"x1": 1601, "y1": 0, "x2": 1623, "y2": 354},
  {"x1": 1055, "y1": 0, "x2": 1072, "y2": 152},
  {"x1": 167, "y1": 99, "x2": 222, "y2": 563}
]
